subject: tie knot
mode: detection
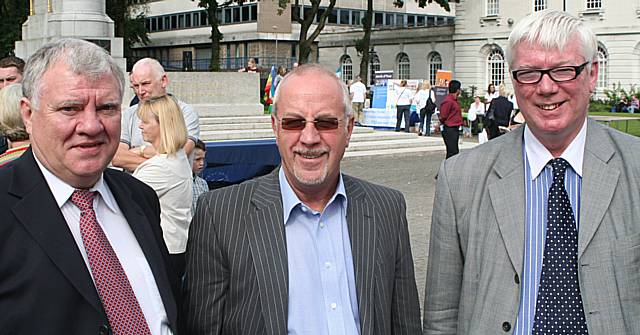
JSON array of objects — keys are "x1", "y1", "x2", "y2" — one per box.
[
  {"x1": 550, "y1": 158, "x2": 569, "y2": 182},
  {"x1": 71, "y1": 190, "x2": 96, "y2": 211}
]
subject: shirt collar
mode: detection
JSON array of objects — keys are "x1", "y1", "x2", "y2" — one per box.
[
  {"x1": 278, "y1": 167, "x2": 347, "y2": 225},
  {"x1": 34, "y1": 154, "x2": 119, "y2": 212},
  {"x1": 523, "y1": 119, "x2": 587, "y2": 180}
]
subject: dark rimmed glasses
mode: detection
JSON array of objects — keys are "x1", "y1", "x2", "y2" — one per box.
[
  {"x1": 278, "y1": 117, "x2": 344, "y2": 131},
  {"x1": 511, "y1": 61, "x2": 590, "y2": 84}
]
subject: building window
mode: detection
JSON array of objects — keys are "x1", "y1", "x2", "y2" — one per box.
[
  {"x1": 487, "y1": 49, "x2": 505, "y2": 87},
  {"x1": 597, "y1": 46, "x2": 608, "y2": 88},
  {"x1": 341, "y1": 55, "x2": 353, "y2": 82},
  {"x1": 533, "y1": 0, "x2": 547, "y2": 11},
  {"x1": 369, "y1": 53, "x2": 381, "y2": 84},
  {"x1": 586, "y1": 0, "x2": 602, "y2": 10},
  {"x1": 486, "y1": 0, "x2": 499, "y2": 16},
  {"x1": 397, "y1": 53, "x2": 410, "y2": 80},
  {"x1": 428, "y1": 52, "x2": 442, "y2": 86}
]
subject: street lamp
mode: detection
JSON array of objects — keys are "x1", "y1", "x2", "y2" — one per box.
[{"x1": 272, "y1": 25, "x2": 278, "y2": 67}]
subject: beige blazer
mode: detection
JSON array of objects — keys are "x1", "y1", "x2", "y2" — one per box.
[{"x1": 424, "y1": 119, "x2": 640, "y2": 334}]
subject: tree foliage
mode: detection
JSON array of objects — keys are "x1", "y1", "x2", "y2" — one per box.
[
  {"x1": 106, "y1": 0, "x2": 150, "y2": 59},
  {"x1": 0, "y1": 0, "x2": 29, "y2": 58},
  {"x1": 356, "y1": 0, "x2": 457, "y2": 82},
  {"x1": 198, "y1": 0, "x2": 236, "y2": 71},
  {"x1": 291, "y1": 0, "x2": 337, "y2": 64}
]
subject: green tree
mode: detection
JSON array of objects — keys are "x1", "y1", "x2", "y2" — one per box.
[
  {"x1": 0, "y1": 0, "x2": 29, "y2": 58},
  {"x1": 198, "y1": 0, "x2": 233, "y2": 71},
  {"x1": 291, "y1": 0, "x2": 337, "y2": 64},
  {"x1": 106, "y1": 0, "x2": 150, "y2": 60},
  {"x1": 356, "y1": 0, "x2": 457, "y2": 83}
]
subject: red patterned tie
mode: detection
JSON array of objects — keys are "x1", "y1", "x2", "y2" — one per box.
[{"x1": 71, "y1": 190, "x2": 152, "y2": 335}]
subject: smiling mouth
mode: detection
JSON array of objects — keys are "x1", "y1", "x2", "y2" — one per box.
[
  {"x1": 537, "y1": 102, "x2": 564, "y2": 111},
  {"x1": 296, "y1": 150, "x2": 326, "y2": 159}
]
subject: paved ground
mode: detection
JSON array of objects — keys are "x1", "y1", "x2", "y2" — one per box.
[{"x1": 341, "y1": 144, "x2": 468, "y2": 312}]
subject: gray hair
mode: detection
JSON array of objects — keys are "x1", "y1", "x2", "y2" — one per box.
[
  {"x1": 0, "y1": 84, "x2": 28, "y2": 142},
  {"x1": 272, "y1": 63, "x2": 353, "y2": 119},
  {"x1": 131, "y1": 57, "x2": 166, "y2": 81},
  {"x1": 22, "y1": 38, "x2": 125, "y2": 109},
  {"x1": 506, "y1": 10, "x2": 598, "y2": 69}
]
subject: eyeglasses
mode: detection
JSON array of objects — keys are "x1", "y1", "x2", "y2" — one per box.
[
  {"x1": 278, "y1": 117, "x2": 343, "y2": 131},
  {"x1": 511, "y1": 61, "x2": 590, "y2": 84}
]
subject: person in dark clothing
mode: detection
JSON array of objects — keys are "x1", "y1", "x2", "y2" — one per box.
[
  {"x1": 439, "y1": 80, "x2": 463, "y2": 158},
  {"x1": 486, "y1": 83, "x2": 513, "y2": 139}
]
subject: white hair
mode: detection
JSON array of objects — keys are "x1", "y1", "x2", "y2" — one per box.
[
  {"x1": 22, "y1": 38, "x2": 124, "y2": 109},
  {"x1": 131, "y1": 57, "x2": 166, "y2": 81},
  {"x1": 272, "y1": 63, "x2": 353, "y2": 119},
  {"x1": 506, "y1": 10, "x2": 598, "y2": 69}
]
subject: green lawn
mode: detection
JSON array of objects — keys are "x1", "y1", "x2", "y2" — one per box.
[{"x1": 588, "y1": 111, "x2": 640, "y2": 137}]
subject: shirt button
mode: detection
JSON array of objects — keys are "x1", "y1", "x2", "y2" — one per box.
[
  {"x1": 324, "y1": 262, "x2": 331, "y2": 269},
  {"x1": 502, "y1": 322, "x2": 511, "y2": 332},
  {"x1": 514, "y1": 274, "x2": 520, "y2": 284},
  {"x1": 319, "y1": 222, "x2": 325, "y2": 229},
  {"x1": 330, "y1": 303, "x2": 337, "y2": 310}
]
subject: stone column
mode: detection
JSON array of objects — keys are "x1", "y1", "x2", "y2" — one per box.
[{"x1": 16, "y1": 0, "x2": 125, "y2": 70}]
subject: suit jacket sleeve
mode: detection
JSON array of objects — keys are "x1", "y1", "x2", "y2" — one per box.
[
  {"x1": 423, "y1": 160, "x2": 463, "y2": 335},
  {"x1": 391, "y1": 192, "x2": 423, "y2": 334},
  {"x1": 184, "y1": 192, "x2": 228, "y2": 335}
]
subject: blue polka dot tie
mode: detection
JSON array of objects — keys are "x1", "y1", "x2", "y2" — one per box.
[{"x1": 532, "y1": 158, "x2": 588, "y2": 334}]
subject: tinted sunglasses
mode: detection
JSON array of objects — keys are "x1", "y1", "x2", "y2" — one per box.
[{"x1": 279, "y1": 117, "x2": 343, "y2": 131}]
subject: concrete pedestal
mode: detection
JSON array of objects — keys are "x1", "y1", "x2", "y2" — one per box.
[{"x1": 15, "y1": 0, "x2": 125, "y2": 70}]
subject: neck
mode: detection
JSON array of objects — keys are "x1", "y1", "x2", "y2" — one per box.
[
  {"x1": 10, "y1": 140, "x2": 29, "y2": 148},
  {"x1": 288, "y1": 174, "x2": 340, "y2": 213}
]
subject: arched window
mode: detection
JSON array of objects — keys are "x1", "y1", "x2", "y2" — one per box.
[
  {"x1": 369, "y1": 53, "x2": 381, "y2": 84},
  {"x1": 428, "y1": 52, "x2": 442, "y2": 85},
  {"x1": 397, "y1": 53, "x2": 410, "y2": 80},
  {"x1": 487, "y1": 49, "x2": 505, "y2": 87},
  {"x1": 340, "y1": 55, "x2": 353, "y2": 82},
  {"x1": 597, "y1": 46, "x2": 608, "y2": 88}
]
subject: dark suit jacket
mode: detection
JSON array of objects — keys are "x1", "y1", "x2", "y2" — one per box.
[
  {"x1": 184, "y1": 168, "x2": 421, "y2": 335},
  {"x1": 0, "y1": 149, "x2": 179, "y2": 334}
]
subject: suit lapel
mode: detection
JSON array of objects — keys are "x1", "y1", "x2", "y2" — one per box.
[
  {"x1": 343, "y1": 176, "x2": 375, "y2": 335},
  {"x1": 488, "y1": 127, "x2": 526, "y2": 275},
  {"x1": 247, "y1": 169, "x2": 289, "y2": 335},
  {"x1": 577, "y1": 120, "x2": 619, "y2": 259},
  {"x1": 9, "y1": 149, "x2": 103, "y2": 314},
  {"x1": 104, "y1": 170, "x2": 178, "y2": 327}
]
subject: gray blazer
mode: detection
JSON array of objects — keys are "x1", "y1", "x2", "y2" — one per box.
[
  {"x1": 424, "y1": 119, "x2": 640, "y2": 335},
  {"x1": 185, "y1": 168, "x2": 421, "y2": 335}
]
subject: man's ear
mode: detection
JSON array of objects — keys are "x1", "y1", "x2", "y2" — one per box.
[
  {"x1": 161, "y1": 74, "x2": 169, "y2": 89},
  {"x1": 21, "y1": 97, "x2": 34, "y2": 135}
]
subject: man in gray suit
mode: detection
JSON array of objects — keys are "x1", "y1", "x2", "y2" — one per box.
[
  {"x1": 185, "y1": 64, "x2": 421, "y2": 334},
  {"x1": 424, "y1": 10, "x2": 640, "y2": 335}
]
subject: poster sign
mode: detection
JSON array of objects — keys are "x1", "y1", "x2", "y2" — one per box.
[{"x1": 435, "y1": 70, "x2": 452, "y2": 87}]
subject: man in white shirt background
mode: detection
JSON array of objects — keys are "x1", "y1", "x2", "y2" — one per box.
[
  {"x1": 349, "y1": 75, "x2": 367, "y2": 126},
  {"x1": 112, "y1": 58, "x2": 200, "y2": 172}
]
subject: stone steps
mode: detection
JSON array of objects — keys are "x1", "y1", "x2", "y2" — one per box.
[{"x1": 197, "y1": 113, "x2": 474, "y2": 156}]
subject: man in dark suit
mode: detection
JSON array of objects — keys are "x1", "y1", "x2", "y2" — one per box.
[
  {"x1": 185, "y1": 64, "x2": 421, "y2": 334},
  {"x1": 0, "y1": 39, "x2": 179, "y2": 334}
]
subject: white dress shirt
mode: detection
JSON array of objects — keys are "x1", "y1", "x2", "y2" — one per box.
[{"x1": 34, "y1": 156, "x2": 172, "y2": 335}]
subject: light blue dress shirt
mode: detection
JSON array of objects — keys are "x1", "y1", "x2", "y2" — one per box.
[
  {"x1": 513, "y1": 124, "x2": 586, "y2": 335},
  {"x1": 279, "y1": 168, "x2": 360, "y2": 335}
]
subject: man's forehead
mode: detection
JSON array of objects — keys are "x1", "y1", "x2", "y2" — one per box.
[{"x1": 0, "y1": 66, "x2": 20, "y2": 77}]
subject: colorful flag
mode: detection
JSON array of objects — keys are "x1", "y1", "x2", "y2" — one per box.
[{"x1": 264, "y1": 65, "x2": 276, "y2": 106}]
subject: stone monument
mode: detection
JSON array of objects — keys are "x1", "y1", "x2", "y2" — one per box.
[{"x1": 15, "y1": 0, "x2": 125, "y2": 69}]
